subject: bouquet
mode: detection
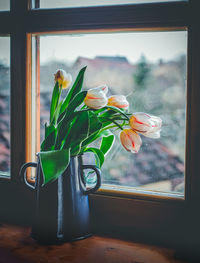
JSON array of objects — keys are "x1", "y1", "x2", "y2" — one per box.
[{"x1": 39, "y1": 67, "x2": 162, "y2": 185}]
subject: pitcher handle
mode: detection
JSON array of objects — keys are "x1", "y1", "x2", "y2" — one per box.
[
  {"x1": 81, "y1": 164, "x2": 101, "y2": 195},
  {"x1": 19, "y1": 162, "x2": 37, "y2": 190}
]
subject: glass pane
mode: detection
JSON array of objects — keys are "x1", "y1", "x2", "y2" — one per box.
[
  {"x1": 39, "y1": 0, "x2": 187, "y2": 9},
  {"x1": 39, "y1": 30, "x2": 187, "y2": 195},
  {"x1": 0, "y1": 37, "x2": 10, "y2": 176},
  {"x1": 0, "y1": 0, "x2": 10, "y2": 11}
]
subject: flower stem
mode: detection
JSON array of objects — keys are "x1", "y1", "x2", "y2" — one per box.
[
  {"x1": 100, "y1": 125, "x2": 118, "y2": 132},
  {"x1": 104, "y1": 106, "x2": 130, "y2": 120},
  {"x1": 111, "y1": 120, "x2": 124, "y2": 130}
]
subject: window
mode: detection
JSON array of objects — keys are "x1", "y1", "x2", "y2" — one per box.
[
  {"x1": 39, "y1": 0, "x2": 187, "y2": 9},
  {"x1": 0, "y1": 37, "x2": 10, "y2": 177},
  {"x1": 0, "y1": 0, "x2": 199, "y2": 251},
  {"x1": 37, "y1": 31, "x2": 187, "y2": 195},
  {"x1": 0, "y1": 1, "x2": 10, "y2": 11}
]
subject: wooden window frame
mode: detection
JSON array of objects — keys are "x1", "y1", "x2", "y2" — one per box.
[{"x1": 0, "y1": 0, "x2": 199, "y2": 255}]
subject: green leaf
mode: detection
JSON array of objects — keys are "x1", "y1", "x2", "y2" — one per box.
[
  {"x1": 41, "y1": 126, "x2": 57, "y2": 151},
  {"x1": 66, "y1": 91, "x2": 87, "y2": 115},
  {"x1": 45, "y1": 123, "x2": 55, "y2": 138},
  {"x1": 81, "y1": 130, "x2": 100, "y2": 149},
  {"x1": 88, "y1": 111, "x2": 103, "y2": 135},
  {"x1": 39, "y1": 148, "x2": 70, "y2": 185},
  {"x1": 55, "y1": 92, "x2": 87, "y2": 148},
  {"x1": 57, "y1": 91, "x2": 87, "y2": 125},
  {"x1": 60, "y1": 66, "x2": 87, "y2": 115},
  {"x1": 62, "y1": 111, "x2": 89, "y2": 155},
  {"x1": 51, "y1": 100, "x2": 63, "y2": 125},
  {"x1": 100, "y1": 134, "x2": 115, "y2": 155},
  {"x1": 55, "y1": 118, "x2": 75, "y2": 150},
  {"x1": 99, "y1": 110, "x2": 118, "y2": 119},
  {"x1": 83, "y1": 147, "x2": 104, "y2": 168},
  {"x1": 80, "y1": 116, "x2": 117, "y2": 151},
  {"x1": 50, "y1": 82, "x2": 61, "y2": 122}
]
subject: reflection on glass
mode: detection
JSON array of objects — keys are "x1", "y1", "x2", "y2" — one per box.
[
  {"x1": 0, "y1": 37, "x2": 10, "y2": 176},
  {"x1": 39, "y1": 30, "x2": 187, "y2": 195},
  {"x1": 40, "y1": 0, "x2": 187, "y2": 9},
  {"x1": 0, "y1": 0, "x2": 10, "y2": 11}
]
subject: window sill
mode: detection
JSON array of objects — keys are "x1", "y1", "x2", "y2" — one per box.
[
  {"x1": 98, "y1": 184, "x2": 185, "y2": 202},
  {"x1": 0, "y1": 224, "x2": 190, "y2": 263}
]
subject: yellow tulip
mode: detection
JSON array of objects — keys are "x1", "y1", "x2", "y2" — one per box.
[{"x1": 54, "y1": 69, "x2": 72, "y2": 89}]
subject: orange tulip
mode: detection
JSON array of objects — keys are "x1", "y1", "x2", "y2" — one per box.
[
  {"x1": 129, "y1": 112, "x2": 162, "y2": 138},
  {"x1": 120, "y1": 128, "x2": 142, "y2": 153},
  {"x1": 54, "y1": 69, "x2": 72, "y2": 89},
  {"x1": 107, "y1": 95, "x2": 129, "y2": 110}
]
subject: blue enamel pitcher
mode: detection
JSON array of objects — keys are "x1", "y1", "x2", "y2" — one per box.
[{"x1": 20, "y1": 155, "x2": 101, "y2": 244}]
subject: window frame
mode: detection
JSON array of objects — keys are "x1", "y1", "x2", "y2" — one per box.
[{"x1": 0, "y1": 0, "x2": 199, "y2": 252}]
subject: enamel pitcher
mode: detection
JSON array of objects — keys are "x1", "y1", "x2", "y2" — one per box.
[{"x1": 20, "y1": 155, "x2": 101, "y2": 244}]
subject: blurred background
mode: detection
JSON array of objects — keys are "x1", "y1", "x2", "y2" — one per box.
[{"x1": 0, "y1": 30, "x2": 187, "y2": 194}]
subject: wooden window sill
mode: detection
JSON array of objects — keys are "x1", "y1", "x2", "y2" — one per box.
[{"x1": 0, "y1": 224, "x2": 189, "y2": 263}]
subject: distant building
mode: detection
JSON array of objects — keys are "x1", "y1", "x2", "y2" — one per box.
[{"x1": 73, "y1": 56, "x2": 135, "y2": 94}]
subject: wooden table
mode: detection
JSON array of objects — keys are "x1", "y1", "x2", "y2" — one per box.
[{"x1": 0, "y1": 224, "x2": 188, "y2": 263}]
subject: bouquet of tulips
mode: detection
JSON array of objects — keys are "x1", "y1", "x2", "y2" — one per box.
[{"x1": 39, "y1": 67, "x2": 162, "y2": 185}]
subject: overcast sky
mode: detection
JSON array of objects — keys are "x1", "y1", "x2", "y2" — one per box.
[
  {"x1": 40, "y1": 31, "x2": 187, "y2": 65},
  {"x1": 0, "y1": 30, "x2": 187, "y2": 66}
]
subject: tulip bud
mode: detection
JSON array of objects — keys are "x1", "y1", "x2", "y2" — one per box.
[
  {"x1": 107, "y1": 95, "x2": 129, "y2": 110},
  {"x1": 129, "y1": 112, "x2": 162, "y2": 138},
  {"x1": 120, "y1": 128, "x2": 142, "y2": 153},
  {"x1": 54, "y1": 69, "x2": 72, "y2": 89},
  {"x1": 84, "y1": 86, "x2": 108, "y2": 109}
]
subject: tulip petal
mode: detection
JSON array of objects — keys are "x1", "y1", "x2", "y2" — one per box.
[
  {"x1": 107, "y1": 95, "x2": 129, "y2": 110},
  {"x1": 120, "y1": 129, "x2": 142, "y2": 153},
  {"x1": 54, "y1": 69, "x2": 72, "y2": 89},
  {"x1": 141, "y1": 130, "x2": 161, "y2": 139},
  {"x1": 91, "y1": 85, "x2": 108, "y2": 94},
  {"x1": 129, "y1": 112, "x2": 162, "y2": 139},
  {"x1": 84, "y1": 87, "x2": 108, "y2": 109}
]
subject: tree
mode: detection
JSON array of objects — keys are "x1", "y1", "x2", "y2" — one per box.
[{"x1": 134, "y1": 54, "x2": 150, "y2": 90}]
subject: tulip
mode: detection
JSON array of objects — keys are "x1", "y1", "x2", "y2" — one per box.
[
  {"x1": 120, "y1": 128, "x2": 142, "y2": 153},
  {"x1": 84, "y1": 86, "x2": 108, "y2": 109},
  {"x1": 89, "y1": 85, "x2": 108, "y2": 94},
  {"x1": 54, "y1": 69, "x2": 72, "y2": 89},
  {"x1": 107, "y1": 95, "x2": 129, "y2": 110},
  {"x1": 129, "y1": 112, "x2": 162, "y2": 138}
]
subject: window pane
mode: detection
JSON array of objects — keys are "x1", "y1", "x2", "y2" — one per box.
[
  {"x1": 39, "y1": 30, "x2": 187, "y2": 195},
  {"x1": 0, "y1": 0, "x2": 10, "y2": 11},
  {"x1": 39, "y1": 0, "x2": 187, "y2": 9},
  {"x1": 0, "y1": 37, "x2": 10, "y2": 176}
]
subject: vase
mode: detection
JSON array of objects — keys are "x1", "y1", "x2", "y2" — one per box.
[{"x1": 19, "y1": 155, "x2": 101, "y2": 244}]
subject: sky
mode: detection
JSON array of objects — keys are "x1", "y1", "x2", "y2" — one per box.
[
  {"x1": 39, "y1": 31, "x2": 187, "y2": 65},
  {"x1": 0, "y1": 30, "x2": 187, "y2": 66}
]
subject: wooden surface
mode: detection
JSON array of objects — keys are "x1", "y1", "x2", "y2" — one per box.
[{"x1": 0, "y1": 224, "x2": 188, "y2": 263}]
